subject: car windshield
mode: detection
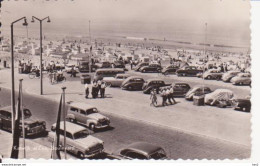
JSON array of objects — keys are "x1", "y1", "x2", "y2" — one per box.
[
  {"x1": 73, "y1": 130, "x2": 89, "y2": 139},
  {"x1": 149, "y1": 149, "x2": 167, "y2": 159}
]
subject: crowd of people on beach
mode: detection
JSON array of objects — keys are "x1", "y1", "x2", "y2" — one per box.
[
  {"x1": 150, "y1": 86, "x2": 177, "y2": 107},
  {"x1": 84, "y1": 80, "x2": 108, "y2": 99}
]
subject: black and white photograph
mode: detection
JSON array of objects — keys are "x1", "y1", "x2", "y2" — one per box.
[{"x1": 0, "y1": 0, "x2": 258, "y2": 163}]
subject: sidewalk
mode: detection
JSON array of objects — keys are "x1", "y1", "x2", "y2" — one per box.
[{"x1": 0, "y1": 68, "x2": 251, "y2": 147}]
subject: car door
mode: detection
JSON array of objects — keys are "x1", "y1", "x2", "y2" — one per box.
[
  {"x1": 78, "y1": 109, "x2": 87, "y2": 124},
  {"x1": 173, "y1": 85, "x2": 181, "y2": 96},
  {"x1": 115, "y1": 76, "x2": 124, "y2": 86},
  {"x1": 1, "y1": 111, "x2": 12, "y2": 131}
]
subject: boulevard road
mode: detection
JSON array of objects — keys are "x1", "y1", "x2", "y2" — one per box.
[{"x1": 0, "y1": 88, "x2": 250, "y2": 159}]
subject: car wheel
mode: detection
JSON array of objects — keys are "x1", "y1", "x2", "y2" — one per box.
[
  {"x1": 106, "y1": 82, "x2": 112, "y2": 87},
  {"x1": 240, "y1": 82, "x2": 243, "y2": 85},
  {"x1": 142, "y1": 69, "x2": 146, "y2": 73},
  {"x1": 128, "y1": 86, "x2": 133, "y2": 91},
  {"x1": 207, "y1": 75, "x2": 212, "y2": 79},
  {"x1": 69, "y1": 118, "x2": 76, "y2": 123},
  {"x1": 164, "y1": 71, "x2": 169, "y2": 75},
  {"x1": 89, "y1": 124, "x2": 96, "y2": 131},
  {"x1": 77, "y1": 152, "x2": 85, "y2": 159}
]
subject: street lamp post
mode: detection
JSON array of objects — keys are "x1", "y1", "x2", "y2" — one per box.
[
  {"x1": 31, "y1": 16, "x2": 51, "y2": 95},
  {"x1": 11, "y1": 17, "x2": 28, "y2": 134}
]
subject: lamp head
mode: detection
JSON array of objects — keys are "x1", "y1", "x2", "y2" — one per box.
[
  {"x1": 31, "y1": 17, "x2": 35, "y2": 23},
  {"x1": 47, "y1": 17, "x2": 51, "y2": 23},
  {"x1": 23, "y1": 18, "x2": 28, "y2": 26}
]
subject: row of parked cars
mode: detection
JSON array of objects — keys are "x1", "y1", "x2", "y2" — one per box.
[{"x1": 0, "y1": 102, "x2": 167, "y2": 159}]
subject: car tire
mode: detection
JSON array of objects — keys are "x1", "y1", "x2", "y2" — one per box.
[
  {"x1": 128, "y1": 86, "x2": 133, "y2": 91},
  {"x1": 207, "y1": 75, "x2": 212, "y2": 79},
  {"x1": 89, "y1": 124, "x2": 96, "y2": 131},
  {"x1": 142, "y1": 69, "x2": 146, "y2": 73},
  {"x1": 106, "y1": 82, "x2": 112, "y2": 87},
  {"x1": 77, "y1": 152, "x2": 85, "y2": 159},
  {"x1": 69, "y1": 118, "x2": 76, "y2": 123}
]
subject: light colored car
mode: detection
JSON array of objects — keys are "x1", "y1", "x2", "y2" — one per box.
[
  {"x1": 64, "y1": 64, "x2": 79, "y2": 73},
  {"x1": 202, "y1": 69, "x2": 223, "y2": 80},
  {"x1": 221, "y1": 70, "x2": 240, "y2": 82},
  {"x1": 185, "y1": 86, "x2": 212, "y2": 101},
  {"x1": 103, "y1": 74, "x2": 130, "y2": 87},
  {"x1": 204, "y1": 89, "x2": 234, "y2": 105},
  {"x1": 49, "y1": 121, "x2": 104, "y2": 159},
  {"x1": 230, "y1": 73, "x2": 251, "y2": 85},
  {"x1": 66, "y1": 102, "x2": 110, "y2": 131}
]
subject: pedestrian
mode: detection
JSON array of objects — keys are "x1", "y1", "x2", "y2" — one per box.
[
  {"x1": 70, "y1": 67, "x2": 76, "y2": 77},
  {"x1": 85, "y1": 83, "x2": 89, "y2": 98},
  {"x1": 170, "y1": 86, "x2": 177, "y2": 104},
  {"x1": 160, "y1": 88, "x2": 167, "y2": 106},
  {"x1": 100, "y1": 82, "x2": 106, "y2": 98},
  {"x1": 130, "y1": 60, "x2": 133, "y2": 70},
  {"x1": 92, "y1": 82, "x2": 97, "y2": 99},
  {"x1": 97, "y1": 79, "x2": 102, "y2": 97},
  {"x1": 166, "y1": 87, "x2": 172, "y2": 105},
  {"x1": 150, "y1": 89, "x2": 157, "y2": 107}
]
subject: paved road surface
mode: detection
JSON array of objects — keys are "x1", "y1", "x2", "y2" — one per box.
[{"x1": 0, "y1": 88, "x2": 250, "y2": 159}]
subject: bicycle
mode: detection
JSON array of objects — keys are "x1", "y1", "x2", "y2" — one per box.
[{"x1": 28, "y1": 72, "x2": 40, "y2": 79}]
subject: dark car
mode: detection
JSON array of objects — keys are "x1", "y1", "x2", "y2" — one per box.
[
  {"x1": 233, "y1": 99, "x2": 251, "y2": 112},
  {"x1": 161, "y1": 83, "x2": 191, "y2": 97},
  {"x1": 79, "y1": 61, "x2": 98, "y2": 73},
  {"x1": 0, "y1": 106, "x2": 46, "y2": 137},
  {"x1": 101, "y1": 61, "x2": 112, "y2": 68},
  {"x1": 112, "y1": 61, "x2": 125, "y2": 69},
  {"x1": 112, "y1": 142, "x2": 167, "y2": 160},
  {"x1": 176, "y1": 66, "x2": 203, "y2": 77},
  {"x1": 140, "y1": 64, "x2": 162, "y2": 73},
  {"x1": 161, "y1": 65, "x2": 179, "y2": 75},
  {"x1": 121, "y1": 76, "x2": 145, "y2": 91},
  {"x1": 142, "y1": 79, "x2": 171, "y2": 94},
  {"x1": 134, "y1": 62, "x2": 149, "y2": 71},
  {"x1": 185, "y1": 86, "x2": 212, "y2": 101}
]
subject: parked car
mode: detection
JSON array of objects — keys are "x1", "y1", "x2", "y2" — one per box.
[
  {"x1": 140, "y1": 64, "x2": 162, "y2": 73},
  {"x1": 121, "y1": 76, "x2": 145, "y2": 91},
  {"x1": 78, "y1": 61, "x2": 98, "y2": 73},
  {"x1": 204, "y1": 89, "x2": 234, "y2": 106},
  {"x1": 66, "y1": 102, "x2": 110, "y2": 131},
  {"x1": 160, "y1": 83, "x2": 191, "y2": 97},
  {"x1": 101, "y1": 61, "x2": 112, "y2": 68},
  {"x1": 142, "y1": 79, "x2": 170, "y2": 94},
  {"x1": 49, "y1": 121, "x2": 104, "y2": 159},
  {"x1": 111, "y1": 142, "x2": 167, "y2": 160},
  {"x1": 176, "y1": 66, "x2": 203, "y2": 77},
  {"x1": 161, "y1": 65, "x2": 179, "y2": 75},
  {"x1": 202, "y1": 69, "x2": 223, "y2": 80},
  {"x1": 185, "y1": 86, "x2": 212, "y2": 101},
  {"x1": 64, "y1": 64, "x2": 79, "y2": 74},
  {"x1": 134, "y1": 62, "x2": 149, "y2": 71},
  {"x1": 103, "y1": 74, "x2": 130, "y2": 87},
  {"x1": 0, "y1": 106, "x2": 46, "y2": 137},
  {"x1": 112, "y1": 61, "x2": 125, "y2": 69},
  {"x1": 221, "y1": 70, "x2": 241, "y2": 82},
  {"x1": 233, "y1": 99, "x2": 251, "y2": 112},
  {"x1": 230, "y1": 73, "x2": 251, "y2": 85}
]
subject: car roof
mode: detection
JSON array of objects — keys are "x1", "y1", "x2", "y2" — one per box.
[
  {"x1": 146, "y1": 78, "x2": 164, "y2": 82},
  {"x1": 0, "y1": 106, "x2": 12, "y2": 112},
  {"x1": 116, "y1": 74, "x2": 130, "y2": 77},
  {"x1": 125, "y1": 76, "x2": 144, "y2": 80},
  {"x1": 69, "y1": 102, "x2": 96, "y2": 110},
  {"x1": 125, "y1": 142, "x2": 163, "y2": 155},
  {"x1": 96, "y1": 68, "x2": 124, "y2": 72},
  {"x1": 52, "y1": 121, "x2": 86, "y2": 134}
]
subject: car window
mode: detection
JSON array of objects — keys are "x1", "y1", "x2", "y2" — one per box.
[
  {"x1": 66, "y1": 132, "x2": 73, "y2": 139},
  {"x1": 149, "y1": 149, "x2": 167, "y2": 159},
  {"x1": 80, "y1": 110, "x2": 86, "y2": 115},
  {"x1": 86, "y1": 108, "x2": 98, "y2": 115},
  {"x1": 125, "y1": 151, "x2": 147, "y2": 159},
  {"x1": 70, "y1": 107, "x2": 78, "y2": 112},
  {"x1": 117, "y1": 76, "x2": 123, "y2": 79},
  {"x1": 73, "y1": 130, "x2": 89, "y2": 139},
  {"x1": 120, "y1": 149, "x2": 129, "y2": 156}
]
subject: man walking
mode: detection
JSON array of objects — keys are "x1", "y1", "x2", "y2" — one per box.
[
  {"x1": 166, "y1": 87, "x2": 172, "y2": 105},
  {"x1": 150, "y1": 89, "x2": 157, "y2": 107},
  {"x1": 84, "y1": 83, "x2": 89, "y2": 98},
  {"x1": 97, "y1": 79, "x2": 102, "y2": 97},
  {"x1": 100, "y1": 82, "x2": 107, "y2": 98},
  {"x1": 170, "y1": 86, "x2": 177, "y2": 104}
]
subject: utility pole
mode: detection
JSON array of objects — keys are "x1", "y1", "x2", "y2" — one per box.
[
  {"x1": 89, "y1": 20, "x2": 91, "y2": 74},
  {"x1": 62, "y1": 87, "x2": 67, "y2": 159},
  {"x1": 203, "y1": 22, "x2": 207, "y2": 95}
]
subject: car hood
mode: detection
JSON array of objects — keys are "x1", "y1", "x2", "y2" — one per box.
[
  {"x1": 103, "y1": 77, "x2": 115, "y2": 81},
  {"x1": 74, "y1": 135, "x2": 103, "y2": 148},
  {"x1": 230, "y1": 77, "x2": 240, "y2": 82},
  {"x1": 23, "y1": 118, "x2": 43, "y2": 125},
  {"x1": 87, "y1": 113, "x2": 108, "y2": 121}
]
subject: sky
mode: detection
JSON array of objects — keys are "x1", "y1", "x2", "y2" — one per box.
[{"x1": 0, "y1": 0, "x2": 251, "y2": 45}]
